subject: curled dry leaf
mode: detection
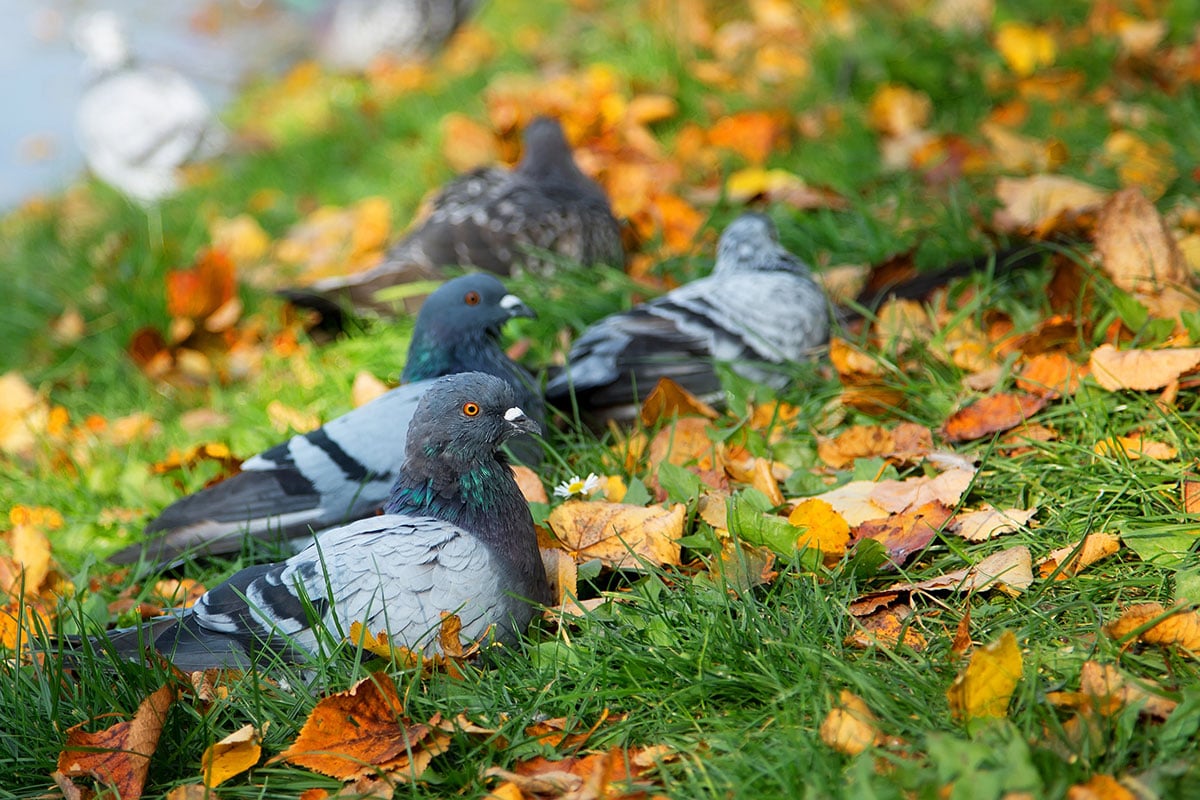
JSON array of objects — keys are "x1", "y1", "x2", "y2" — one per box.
[
  {"x1": 946, "y1": 630, "x2": 1023, "y2": 722},
  {"x1": 547, "y1": 501, "x2": 685, "y2": 570},
  {"x1": 942, "y1": 392, "x2": 1048, "y2": 442},
  {"x1": 820, "y1": 691, "x2": 883, "y2": 756},
  {"x1": 511, "y1": 465, "x2": 549, "y2": 504},
  {"x1": 1088, "y1": 344, "x2": 1200, "y2": 391},
  {"x1": 852, "y1": 501, "x2": 952, "y2": 568},
  {"x1": 275, "y1": 672, "x2": 449, "y2": 781},
  {"x1": 1046, "y1": 661, "x2": 1177, "y2": 721},
  {"x1": 1094, "y1": 188, "x2": 1189, "y2": 293},
  {"x1": 57, "y1": 685, "x2": 177, "y2": 800},
  {"x1": 845, "y1": 602, "x2": 928, "y2": 652},
  {"x1": 1016, "y1": 351, "x2": 1085, "y2": 397},
  {"x1": 202, "y1": 723, "x2": 264, "y2": 788},
  {"x1": 639, "y1": 377, "x2": 719, "y2": 427},
  {"x1": 892, "y1": 545, "x2": 1035, "y2": 595},
  {"x1": 1105, "y1": 603, "x2": 1200, "y2": 654},
  {"x1": 950, "y1": 505, "x2": 1038, "y2": 542},
  {"x1": 993, "y1": 175, "x2": 1107, "y2": 235}
]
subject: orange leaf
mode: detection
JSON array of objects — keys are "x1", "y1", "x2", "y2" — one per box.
[
  {"x1": 942, "y1": 392, "x2": 1048, "y2": 442},
  {"x1": 1088, "y1": 344, "x2": 1200, "y2": 391},
  {"x1": 647, "y1": 416, "x2": 717, "y2": 469},
  {"x1": 817, "y1": 425, "x2": 895, "y2": 469},
  {"x1": 1105, "y1": 603, "x2": 1200, "y2": 653},
  {"x1": 1094, "y1": 435, "x2": 1177, "y2": 461},
  {"x1": 441, "y1": 113, "x2": 498, "y2": 172},
  {"x1": 1065, "y1": 774, "x2": 1137, "y2": 800},
  {"x1": 276, "y1": 673, "x2": 450, "y2": 781},
  {"x1": 707, "y1": 111, "x2": 783, "y2": 164},
  {"x1": 852, "y1": 502, "x2": 952, "y2": 568},
  {"x1": 845, "y1": 602, "x2": 928, "y2": 652},
  {"x1": 512, "y1": 465, "x2": 548, "y2": 504},
  {"x1": 946, "y1": 630, "x2": 1023, "y2": 721},
  {"x1": 57, "y1": 685, "x2": 177, "y2": 800},
  {"x1": 866, "y1": 84, "x2": 932, "y2": 137},
  {"x1": 1015, "y1": 351, "x2": 1085, "y2": 397},
  {"x1": 547, "y1": 501, "x2": 685, "y2": 569},
  {"x1": 820, "y1": 691, "x2": 883, "y2": 755},
  {"x1": 639, "y1": 377, "x2": 719, "y2": 427},
  {"x1": 166, "y1": 249, "x2": 236, "y2": 321}
]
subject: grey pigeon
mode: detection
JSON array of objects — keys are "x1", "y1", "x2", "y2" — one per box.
[
  {"x1": 111, "y1": 274, "x2": 541, "y2": 566},
  {"x1": 101, "y1": 372, "x2": 551, "y2": 670},
  {"x1": 545, "y1": 213, "x2": 829, "y2": 424},
  {"x1": 291, "y1": 116, "x2": 624, "y2": 320},
  {"x1": 320, "y1": 0, "x2": 479, "y2": 71},
  {"x1": 72, "y1": 11, "x2": 227, "y2": 205}
]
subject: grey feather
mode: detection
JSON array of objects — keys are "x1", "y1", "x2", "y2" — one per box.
[{"x1": 545, "y1": 213, "x2": 829, "y2": 423}]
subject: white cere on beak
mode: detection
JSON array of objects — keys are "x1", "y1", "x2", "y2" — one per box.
[
  {"x1": 504, "y1": 407, "x2": 525, "y2": 422},
  {"x1": 499, "y1": 294, "x2": 522, "y2": 309}
]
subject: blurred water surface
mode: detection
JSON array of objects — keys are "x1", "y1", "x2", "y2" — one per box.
[{"x1": 0, "y1": 0, "x2": 313, "y2": 209}]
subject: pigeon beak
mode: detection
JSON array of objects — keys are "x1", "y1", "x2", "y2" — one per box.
[
  {"x1": 499, "y1": 293, "x2": 536, "y2": 320},
  {"x1": 503, "y1": 406, "x2": 541, "y2": 437}
]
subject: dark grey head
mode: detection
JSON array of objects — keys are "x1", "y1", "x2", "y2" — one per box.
[
  {"x1": 514, "y1": 116, "x2": 587, "y2": 185},
  {"x1": 414, "y1": 273, "x2": 535, "y2": 339},
  {"x1": 406, "y1": 372, "x2": 540, "y2": 468}
]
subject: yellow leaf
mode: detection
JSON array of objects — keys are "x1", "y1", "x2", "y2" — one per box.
[
  {"x1": 202, "y1": 723, "x2": 264, "y2": 787},
  {"x1": 995, "y1": 22, "x2": 1056, "y2": 77},
  {"x1": 786, "y1": 498, "x2": 851, "y2": 563},
  {"x1": 1094, "y1": 435, "x2": 1177, "y2": 461},
  {"x1": 1105, "y1": 603, "x2": 1200, "y2": 653},
  {"x1": 209, "y1": 214, "x2": 270, "y2": 267},
  {"x1": 0, "y1": 372, "x2": 49, "y2": 457},
  {"x1": 547, "y1": 502, "x2": 685, "y2": 570},
  {"x1": 819, "y1": 691, "x2": 882, "y2": 755},
  {"x1": 9, "y1": 525, "x2": 51, "y2": 598},
  {"x1": 947, "y1": 630, "x2": 1023, "y2": 721},
  {"x1": 1102, "y1": 132, "x2": 1177, "y2": 200},
  {"x1": 866, "y1": 84, "x2": 932, "y2": 137}
]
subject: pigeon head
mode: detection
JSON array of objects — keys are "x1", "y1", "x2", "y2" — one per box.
[
  {"x1": 405, "y1": 372, "x2": 540, "y2": 470},
  {"x1": 402, "y1": 274, "x2": 534, "y2": 382},
  {"x1": 712, "y1": 213, "x2": 810, "y2": 277},
  {"x1": 514, "y1": 117, "x2": 592, "y2": 187}
]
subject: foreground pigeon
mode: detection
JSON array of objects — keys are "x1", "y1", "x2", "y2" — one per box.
[
  {"x1": 289, "y1": 116, "x2": 624, "y2": 320},
  {"x1": 111, "y1": 274, "x2": 541, "y2": 566},
  {"x1": 100, "y1": 373, "x2": 551, "y2": 670},
  {"x1": 72, "y1": 11, "x2": 227, "y2": 205},
  {"x1": 320, "y1": 0, "x2": 479, "y2": 71},
  {"x1": 545, "y1": 213, "x2": 829, "y2": 424}
]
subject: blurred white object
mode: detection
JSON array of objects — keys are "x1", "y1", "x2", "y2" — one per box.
[
  {"x1": 72, "y1": 10, "x2": 227, "y2": 204},
  {"x1": 319, "y1": 0, "x2": 479, "y2": 71}
]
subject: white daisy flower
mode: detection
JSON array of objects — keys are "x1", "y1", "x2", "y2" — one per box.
[{"x1": 553, "y1": 472, "x2": 601, "y2": 499}]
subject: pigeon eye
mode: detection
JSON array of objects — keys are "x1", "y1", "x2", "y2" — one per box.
[
  {"x1": 464, "y1": 291, "x2": 481, "y2": 306},
  {"x1": 462, "y1": 402, "x2": 480, "y2": 417}
]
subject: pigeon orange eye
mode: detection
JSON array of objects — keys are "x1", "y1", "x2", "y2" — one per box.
[
  {"x1": 462, "y1": 402, "x2": 480, "y2": 417},
  {"x1": 464, "y1": 291, "x2": 481, "y2": 306}
]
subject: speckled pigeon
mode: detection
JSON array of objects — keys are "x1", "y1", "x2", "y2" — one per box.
[
  {"x1": 545, "y1": 213, "x2": 829, "y2": 424},
  {"x1": 320, "y1": 0, "x2": 479, "y2": 71},
  {"x1": 110, "y1": 274, "x2": 542, "y2": 566},
  {"x1": 72, "y1": 11, "x2": 227, "y2": 205},
  {"x1": 101, "y1": 372, "x2": 551, "y2": 670},
  {"x1": 290, "y1": 116, "x2": 624, "y2": 320}
]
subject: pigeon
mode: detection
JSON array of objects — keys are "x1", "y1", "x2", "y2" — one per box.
[
  {"x1": 110, "y1": 274, "x2": 542, "y2": 566},
  {"x1": 72, "y1": 11, "x2": 227, "y2": 205},
  {"x1": 319, "y1": 0, "x2": 480, "y2": 71},
  {"x1": 99, "y1": 372, "x2": 551, "y2": 670},
  {"x1": 288, "y1": 116, "x2": 624, "y2": 321},
  {"x1": 545, "y1": 213, "x2": 829, "y2": 424}
]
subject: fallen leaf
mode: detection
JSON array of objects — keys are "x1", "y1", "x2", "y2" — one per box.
[
  {"x1": 1094, "y1": 188, "x2": 1188, "y2": 292},
  {"x1": 707, "y1": 111, "x2": 783, "y2": 163},
  {"x1": 946, "y1": 630, "x2": 1022, "y2": 721},
  {"x1": 820, "y1": 691, "x2": 882, "y2": 755},
  {"x1": 547, "y1": 501, "x2": 685, "y2": 569},
  {"x1": 276, "y1": 673, "x2": 449, "y2": 781},
  {"x1": 8, "y1": 524, "x2": 52, "y2": 597},
  {"x1": 1015, "y1": 351, "x2": 1085, "y2": 397},
  {"x1": 1094, "y1": 435, "x2": 1177, "y2": 461},
  {"x1": 512, "y1": 466, "x2": 548, "y2": 504},
  {"x1": 993, "y1": 175, "x2": 1107, "y2": 235},
  {"x1": 639, "y1": 377, "x2": 719, "y2": 427},
  {"x1": 852, "y1": 502, "x2": 952, "y2": 568},
  {"x1": 202, "y1": 723, "x2": 264, "y2": 787},
  {"x1": 0, "y1": 372, "x2": 50, "y2": 457},
  {"x1": 950, "y1": 506, "x2": 1038, "y2": 542},
  {"x1": 869, "y1": 468, "x2": 975, "y2": 514},
  {"x1": 845, "y1": 602, "x2": 928, "y2": 651},
  {"x1": 1065, "y1": 774, "x2": 1137, "y2": 800},
  {"x1": 1105, "y1": 603, "x2": 1200, "y2": 653},
  {"x1": 892, "y1": 545, "x2": 1035, "y2": 595},
  {"x1": 995, "y1": 22, "x2": 1056, "y2": 76},
  {"x1": 166, "y1": 249, "x2": 236, "y2": 321},
  {"x1": 57, "y1": 685, "x2": 177, "y2": 800},
  {"x1": 647, "y1": 415, "x2": 717, "y2": 469},
  {"x1": 817, "y1": 425, "x2": 894, "y2": 469},
  {"x1": 942, "y1": 392, "x2": 1048, "y2": 442},
  {"x1": 1102, "y1": 133, "x2": 1177, "y2": 200},
  {"x1": 1048, "y1": 661, "x2": 1177, "y2": 721},
  {"x1": 352, "y1": 371, "x2": 391, "y2": 407},
  {"x1": 440, "y1": 113, "x2": 498, "y2": 172},
  {"x1": 867, "y1": 84, "x2": 932, "y2": 137},
  {"x1": 787, "y1": 498, "x2": 852, "y2": 564},
  {"x1": 1088, "y1": 345, "x2": 1200, "y2": 391}
]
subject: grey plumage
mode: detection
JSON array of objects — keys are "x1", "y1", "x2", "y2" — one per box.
[
  {"x1": 545, "y1": 213, "x2": 829, "y2": 423},
  {"x1": 111, "y1": 274, "x2": 541, "y2": 566},
  {"x1": 103, "y1": 372, "x2": 550, "y2": 670},
  {"x1": 320, "y1": 0, "x2": 480, "y2": 70},
  {"x1": 292, "y1": 116, "x2": 624, "y2": 320}
]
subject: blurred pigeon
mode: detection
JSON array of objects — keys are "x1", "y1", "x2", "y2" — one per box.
[
  {"x1": 111, "y1": 274, "x2": 542, "y2": 566},
  {"x1": 320, "y1": 0, "x2": 479, "y2": 71},
  {"x1": 545, "y1": 213, "x2": 828, "y2": 424},
  {"x1": 72, "y1": 11, "x2": 227, "y2": 205},
  {"x1": 289, "y1": 116, "x2": 624, "y2": 321},
  {"x1": 101, "y1": 372, "x2": 551, "y2": 670}
]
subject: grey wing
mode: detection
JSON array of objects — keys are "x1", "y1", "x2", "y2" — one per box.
[{"x1": 116, "y1": 382, "x2": 426, "y2": 564}]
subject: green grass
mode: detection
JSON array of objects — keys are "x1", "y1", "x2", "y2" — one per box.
[{"x1": 4, "y1": 0, "x2": 1200, "y2": 796}]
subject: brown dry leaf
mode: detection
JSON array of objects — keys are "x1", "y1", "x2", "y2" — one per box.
[
  {"x1": 487, "y1": 746, "x2": 663, "y2": 799},
  {"x1": 950, "y1": 506, "x2": 1038, "y2": 542},
  {"x1": 993, "y1": 175, "x2": 1107, "y2": 235},
  {"x1": 1094, "y1": 435, "x2": 1178, "y2": 461},
  {"x1": 942, "y1": 392, "x2": 1048, "y2": 442},
  {"x1": 1088, "y1": 344, "x2": 1200, "y2": 391},
  {"x1": 276, "y1": 672, "x2": 449, "y2": 781},
  {"x1": 787, "y1": 498, "x2": 852, "y2": 565},
  {"x1": 829, "y1": 337, "x2": 888, "y2": 377},
  {"x1": 525, "y1": 710, "x2": 618, "y2": 752},
  {"x1": 166, "y1": 248, "x2": 236, "y2": 321},
  {"x1": 817, "y1": 425, "x2": 894, "y2": 469},
  {"x1": 647, "y1": 416, "x2": 717, "y2": 469},
  {"x1": 710, "y1": 538, "x2": 778, "y2": 596},
  {"x1": 980, "y1": 122, "x2": 1066, "y2": 173},
  {"x1": 894, "y1": 545, "x2": 1035, "y2": 595},
  {"x1": 540, "y1": 548, "x2": 577, "y2": 608},
  {"x1": 639, "y1": 377, "x2": 719, "y2": 427},
  {"x1": 1065, "y1": 774, "x2": 1137, "y2": 800},
  {"x1": 820, "y1": 691, "x2": 883, "y2": 756},
  {"x1": 845, "y1": 602, "x2": 929, "y2": 651},
  {"x1": 867, "y1": 84, "x2": 932, "y2": 137},
  {"x1": 852, "y1": 502, "x2": 952, "y2": 568},
  {"x1": 995, "y1": 22, "x2": 1056, "y2": 76},
  {"x1": 0, "y1": 371, "x2": 50, "y2": 457},
  {"x1": 1184, "y1": 478, "x2": 1200, "y2": 514},
  {"x1": 547, "y1": 501, "x2": 685, "y2": 569},
  {"x1": 946, "y1": 630, "x2": 1023, "y2": 721},
  {"x1": 869, "y1": 468, "x2": 975, "y2": 514},
  {"x1": 165, "y1": 785, "x2": 214, "y2": 800},
  {"x1": 352, "y1": 371, "x2": 391, "y2": 408},
  {"x1": 202, "y1": 723, "x2": 264, "y2": 787},
  {"x1": 57, "y1": 685, "x2": 177, "y2": 800},
  {"x1": 512, "y1": 466, "x2": 548, "y2": 504},
  {"x1": 1094, "y1": 188, "x2": 1188, "y2": 292},
  {"x1": 1105, "y1": 603, "x2": 1200, "y2": 653},
  {"x1": 151, "y1": 578, "x2": 207, "y2": 609},
  {"x1": 1047, "y1": 661, "x2": 1178, "y2": 721},
  {"x1": 151, "y1": 442, "x2": 242, "y2": 478},
  {"x1": 1016, "y1": 351, "x2": 1085, "y2": 397}
]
